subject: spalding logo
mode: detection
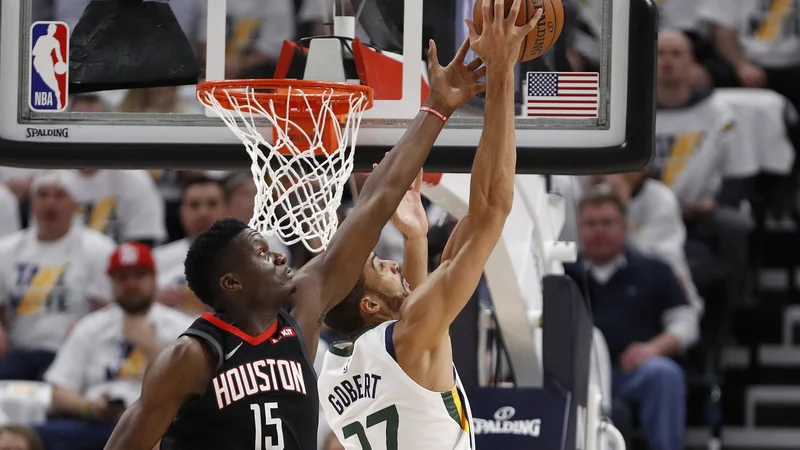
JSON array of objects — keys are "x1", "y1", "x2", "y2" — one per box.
[
  {"x1": 494, "y1": 406, "x2": 516, "y2": 421},
  {"x1": 473, "y1": 406, "x2": 541, "y2": 437}
]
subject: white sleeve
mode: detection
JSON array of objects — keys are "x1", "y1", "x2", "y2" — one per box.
[
  {"x1": 630, "y1": 189, "x2": 687, "y2": 270},
  {"x1": 722, "y1": 119, "x2": 760, "y2": 178},
  {"x1": 0, "y1": 186, "x2": 20, "y2": 238},
  {"x1": 253, "y1": 0, "x2": 296, "y2": 59},
  {"x1": 44, "y1": 320, "x2": 93, "y2": 392},
  {"x1": 696, "y1": 0, "x2": 740, "y2": 29},
  {"x1": 117, "y1": 171, "x2": 167, "y2": 243},
  {"x1": 83, "y1": 233, "x2": 116, "y2": 303}
]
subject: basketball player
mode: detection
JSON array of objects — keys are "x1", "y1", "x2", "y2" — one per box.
[
  {"x1": 318, "y1": 2, "x2": 540, "y2": 449},
  {"x1": 31, "y1": 24, "x2": 65, "y2": 110},
  {"x1": 103, "y1": 39, "x2": 488, "y2": 450}
]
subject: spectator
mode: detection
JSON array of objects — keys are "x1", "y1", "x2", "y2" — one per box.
[
  {"x1": 564, "y1": 190, "x2": 698, "y2": 450},
  {"x1": 36, "y1": 243, "x2": 192, "y2": 450},
  {"x1": 71, "y1": 170, "x2": 166, "y2": 246},
  {"x1": 590, "y1": 173, "x2": 703, "y2": 310},
  {"x1": 698, "y1": 0, "x2": 800, "y2": 111},
  {"x1": 222, "y1": 172, "x2": 292, "y2": 265},
  {"x1": 656, "y1": 29, "x2": 756, "y2": 306},
  {"x1": 0, "y1": 171, "x2": 115, "y2": 381},
  {"x1": 0, "y1": 425, "x2": 43, "y2": 450},
  {"x1": 153, "y1": 177, "x2": 228, "y2": 316}
]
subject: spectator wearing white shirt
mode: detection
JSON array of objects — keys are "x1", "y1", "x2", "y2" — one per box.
[
  {"x1": 36, "y1": 242, "x2": 192, "y2": 450},
  {"x1": 153, "y1": 177, "x2": 228, "y2": 316},
  {"x1": 656, "y1": 30, "x2": 755, "y2": 306},
  {"x1": 0, "y1": 171, "x2": 115, "y2": 381},
  {"x1": 72, "y1": 170, "x2": 166, "y2": 246},
  {"x1": 699, "y1": 0, "x2": 800, "y2": 111}
]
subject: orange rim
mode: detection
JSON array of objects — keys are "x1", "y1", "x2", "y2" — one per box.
[{"x1": 197, "y1": 79, "x2": 374, "y2": 117}]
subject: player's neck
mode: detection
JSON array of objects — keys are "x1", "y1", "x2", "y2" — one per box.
[
  {"x1": 224, "y1": 306, "x2": 280, "y2": 337},
  {"x1": 656, "y1": 83, "x2": 692, "y2": 108}
]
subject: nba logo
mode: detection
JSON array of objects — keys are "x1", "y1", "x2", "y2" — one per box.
[{"x1": 29, "y1": 22, "x2": 69, "y2": 112}]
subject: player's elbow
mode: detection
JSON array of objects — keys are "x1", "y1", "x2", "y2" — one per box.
[{"x1": 488, "y1": 191, "x2": 514, "y2": 218}]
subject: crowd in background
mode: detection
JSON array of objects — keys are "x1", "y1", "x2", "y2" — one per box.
[{"x1": 3, "y1": 0, "x2": 800, "y2": 450}]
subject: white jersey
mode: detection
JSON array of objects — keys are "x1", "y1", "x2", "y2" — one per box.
[{"x1": 319, "y1": 321, "x2": 475, "y2": 450}]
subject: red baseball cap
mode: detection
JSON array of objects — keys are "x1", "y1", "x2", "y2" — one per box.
[{"x1": 108, "y1": 242, "x2": 156, "y2": 275}]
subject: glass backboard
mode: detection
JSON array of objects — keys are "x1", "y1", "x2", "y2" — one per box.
[{"x1": 0, "y1": 0, "x2": 656, "y2": 173}]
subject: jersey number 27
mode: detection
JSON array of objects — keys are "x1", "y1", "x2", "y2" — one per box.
[
  {"x1": 342, "y1": 405, "x2": 399, "y2": 450},
  {"x1": 251, "y1": 402, "x2": 284, "y2": 450}
]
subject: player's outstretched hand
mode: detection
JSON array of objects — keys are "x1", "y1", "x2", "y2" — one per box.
[
  {"x1": 427, "y1": 38, "x2": 487, "y2": 117},
  {"x1": 391, "y1": 169, "x2": 429, "y2": 240},
  {"x1": 466, "y1": 0, "x2": 543, "y2": 69}
]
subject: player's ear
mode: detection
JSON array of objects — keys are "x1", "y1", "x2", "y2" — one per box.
[
  {"x1": 359, "y1": 295, "x2": 381, "y2": 316},
  {"x1": 219, "y1": 273, "x2": 241, "y2": 292}
]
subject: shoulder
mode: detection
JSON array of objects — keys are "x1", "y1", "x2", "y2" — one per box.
[
  {"x1": 142, "y1": 335, "x2": 217, "y2": 398},
  {"x1": 626, "y1": 251, "x2": 675, "y2": 276},
  {"x1": 157, "y1": 335, "x2": 217, "y2": 376},
  {"x1": 0, "y1": 229, "x2": 27, "y2": 254},
  {"x1": 638, "y1": 180, "x2": 680, "y2": 210}
]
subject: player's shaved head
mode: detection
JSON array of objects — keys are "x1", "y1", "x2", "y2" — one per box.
[{"x1": 184, "y1": 217, "x2": 249, "y2": 310}]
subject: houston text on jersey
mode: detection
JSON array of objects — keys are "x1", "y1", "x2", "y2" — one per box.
[{"x1": 213, "y1": 358, "x2": 307, "y2": 409}]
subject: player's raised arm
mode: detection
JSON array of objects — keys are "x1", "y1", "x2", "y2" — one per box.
[
  {"x1": 391, "y1": 169, "x2": 430, "y2": 289},
  {"x1": 396, "y1": 0, "x2": 542, "y2": 352},
  {"x1": 291, "y1": 41, "x2": 485, "y2": 330},
  {"x1": 104, "y1": 337, "x2": 215, "y2": 450}
]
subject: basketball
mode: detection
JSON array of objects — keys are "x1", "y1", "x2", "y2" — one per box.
[
  {"x1": 473, "y1": 0, "x2": 564, "y2": 62},
  {"x1": 54, "y1": 62, "x2": 67, "y2": 75}
]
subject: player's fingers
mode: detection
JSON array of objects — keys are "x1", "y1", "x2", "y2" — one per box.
[
  {"x1": 494, "y1": 0, "x2": 506, "y2": 23},
  {"x1": 508, "y1": 0, "x2": 523, "y2": 25},
  {"x1": 372, "y1": 163, "x2": 378, "y2": 170},
  {"x1": 427, "y1": 40, "x2": 440, "y2": 68},
  {"x1": 473, "y1": 65, "x2": 487, "y2": 80},
  {"x1": 465, "y1": 20, "x2": 480, "y2": 44},
  {"x1": 521, "y1": 8, "x2": 543, "y2": 34},
  {"x1": 475, "y1": 82, "x2": 487, "y2": 93},
  {"x1": 466, "y1": 56, "x2": 483, "y2": 72},
  {"x1": 482, "y1": 0, "x2": 494, "y2": 25},
  {"x1": 454, "y1": 37, "x2": 471, "y2": 64}
]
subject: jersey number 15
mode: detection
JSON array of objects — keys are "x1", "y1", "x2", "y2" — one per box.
[{"x1": 251, "y1": 402, "x2": 284, "y2": 450}]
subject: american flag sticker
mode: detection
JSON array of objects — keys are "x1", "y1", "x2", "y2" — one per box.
[{"x1": 525, "y1": 72, "x2": 599, "y2": 118}]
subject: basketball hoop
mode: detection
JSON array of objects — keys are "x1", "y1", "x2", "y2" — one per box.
[{"x1": 197, "y1": 79, "x2": 374, "y2": 253}]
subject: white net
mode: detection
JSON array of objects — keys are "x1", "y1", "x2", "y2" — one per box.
[{"x1": 198, "y1": 84, "x2": 371, "y2": 253}]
